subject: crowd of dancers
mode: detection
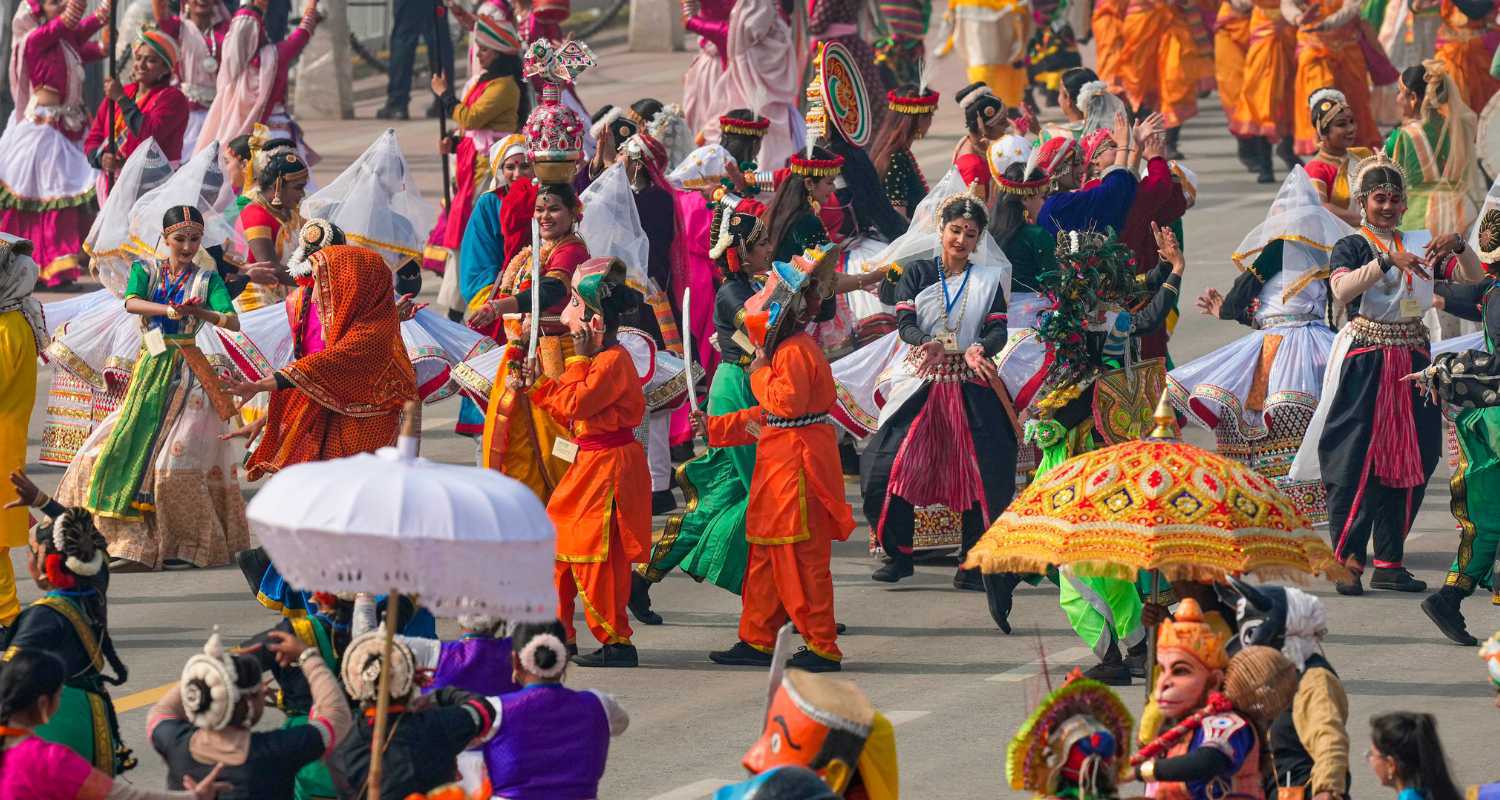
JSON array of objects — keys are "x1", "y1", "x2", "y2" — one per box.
[{"x1": 1, "y1": 0, "x2": 1500, "y2": 795}]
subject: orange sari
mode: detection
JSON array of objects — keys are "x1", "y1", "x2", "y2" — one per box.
[
  {"x1": 1435, "y1": 0, "x2": 1500, "y2": 113},
  {"x1": 1216, "y1": 0, "x2": 1253, "y2": 131},
  {"x1": 1117, "y1": 0, "x2": 1210, "y2": 126},
  {"x1": 1293, "y1": 0, "x2": 1380, "y2": 154},
  {"x1": 246, "y1": 245, "x2": 418, "y2": 480},
  {"x1": 1232, "y1": 0, "x2": 1296, "y2": 139},
  {"x1": 533, "y1": 346, "x2": 651, "y2": 647},
  {"x1": 1093, "y1": 0, "x2": 1127, "y2": 87}
]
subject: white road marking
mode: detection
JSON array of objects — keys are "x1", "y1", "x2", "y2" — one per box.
[
  {"x1": 883, "y1": 709, "x2": 931, "y2": 726},
  {"x1": 985, "y1": 646, "x2": 1095, "y2": 682},
  {"x1": 646, "y1": 778, "x2": 736, "y2": 800}
]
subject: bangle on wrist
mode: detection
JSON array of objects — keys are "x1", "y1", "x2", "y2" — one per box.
[
  {"x1": 1139, "y1": 759, "x2": 1157, "y2": 782},
  {"x1": 297, "y1": 648, "x2": 318, "y2": 667},
  {"x1": 31, "y1": 490, "x2": 51, "y2": 509}
]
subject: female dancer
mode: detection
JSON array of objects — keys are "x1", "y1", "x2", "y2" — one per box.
[
  {"x1": 0, "y1": 0, "x2": 108, "y2": 287},
  {"x1": 1304, "y1": 89, "x2": 1375, "y2": 227},
  {"x1": 720, "y1": 0, "x2": 805, "y2": 168},
  {"x1": 862, "y1": 195, "x2": 1019, "y2": 591},
  {"x1": 681, "y1": 0, "x2": 733, "y2": 133},
  {"x1": 1289, "y1": 156, "x2": 1482, "y2": 595},
  {"x1": 0, "y1": 484, "x2": 131, "y2": 776},
  {"x1": 869, "y1": 87, "x2": 938, "y2": 219},
  {"x1": 1385, "y1": 62, "x2": 1479, "y2": 237},
  {"x1": 1231, "y1": 0, "x2": 1297, "y2": 181},
  {"x1": 55, "y1": 207, "x2": 248, "y2": 572},
  {"x1": 470, "y1": 182, "x2": 592, "y2": 501},
  {"x1": 810, "y1": 0, "x2": 889, "y2": 114},
  {"x1": 952, "y1": 83, "x2": 1008, "y2": 200},
  {"x1": 194, "y1": 0, "x2": 321, "y2": 159},
  {"x1": 426, "y1": 13, "x2": 527, "y2": 277},
  {"x1": 765, "y1": 148, "x2": 840, "y2": 261},
  {"x1": 0, "y1": 649, "x2": 226, "y2": 798},
  {"x1": 1040, "y1": 67, "x2": 1095, "y2": 142},
  {"x1": 1117, "y1": 0, "x2": 1207, "y2": 155},
  {"x1": 1434, "y1": 0, "x2": 1500, "y2": 113},
  {"x1": 236, "y1": 150, "x2": 309, "y2": 312},
  {"x1": 1169, "y1": 167, "x2": 1350, "y2": 525}
]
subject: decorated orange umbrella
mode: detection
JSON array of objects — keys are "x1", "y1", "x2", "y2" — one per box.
[{"x1": 963, "y1": 398, "x2": 1347, "y2": 584}]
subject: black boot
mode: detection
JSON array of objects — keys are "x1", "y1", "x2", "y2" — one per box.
[
  {"x1": 1370, "y1": 566, "x2": 1427, "y2": 593},
  {"x1": 1083, "y1": 639, "x2": 1131, "y2": 686},
  {"x1": 983, "y1": 573, "x2": 1023, "y2": 634},
  {"x1": 709, "y1": 640, "x2": 773, "y2": 666},
  {"x1": 871, "y1": 556, "x2": 914, "y2": 583},
  {"x1": 1236, "y1": 136, "x2": 1256, "y2": 173},
  {"x1": 839, "y1": 439, "x2": 861, "y2": 477},
  {"x1": 628, "y1": 573, "x2": 662, "y2": 625},
  {"x1": 787, "y1": 647, "x2": 842, "y2": 673},
  {"x1": 1422, "y1": 586, "x2": 1479, "y2": 645},
  {"x1": 953, "y1": 567, "x2": 984, "y2": 592},
  {"x1": 651, "y1": 489, "x2": 677, "y2": 515},
  {"x1": 572, "y1": 643, "x2": 639, "y2": 667},
  {"x1": 1275, "y1": 136, "x2": 1303, "y2": 170},
  {"x1": 1335, "y1": 569, "x2": 1364, "y2": 596},
  {"x1": 1253, "y1": 138, "x2": 1275, "y2": 184},
  {"x1": 1164, "y1": 127, "x2": 1184, "y2": 160}
]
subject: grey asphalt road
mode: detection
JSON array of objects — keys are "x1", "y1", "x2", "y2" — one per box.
[{"x1": 17, "y1": 37, "x2": 1500, "y2": 800}]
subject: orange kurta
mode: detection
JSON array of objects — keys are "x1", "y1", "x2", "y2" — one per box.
[
  {"x1": 1216, "y1": 1, "x2": 1252, "y2": 132},
  {"x1": 534, "y1": 346, "x2": 651, "y2": 647},
  {"x1": 1094, "y1": 0, "x2": 1127, "y2": 87},
  {"x1": 1436, "y1": 0, "x2": 1500, "y2": 114},
  {"x1": 1293, "y1": 3, "x2": 1380, "y2": 154},
  {"x1": 1232, "y1": 0, "x2": 1296, "y2": 139},
  {"x1": 708, "y1": 332, "x2": 854, "y2": 661},
  {"x1": 1117, "y1": 0, "x2": 1208, "y2": 126}
]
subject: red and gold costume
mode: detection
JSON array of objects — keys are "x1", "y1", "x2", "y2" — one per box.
[
  {"x1": 476, "y1": 234, "x2": 591, "y2": 500},
  {"x1": 1230, "y1": 0, "x2": 1296, "y2": 140},
  {"x1": 707, "y1": 328, "x2": 854, "y2": 661},
  {"x1": 82, "y1": 81, "x2": 191, "y2": 165},
  {"x1": 1435, "y1": 0, "x2": 1500, "y2": 113},
  {"x1": 534, "y1": 344, "x2": 651, "y2": 648},
  {"x1": 1292, "y1": 0, "x2": 1380, "y2": 155},
  {"x1": 246, "y1": 245, "x2": 418, "y2": 480},
  {"x1": 1117, "y1": 0, "x2": 1211, "y2": 127}
]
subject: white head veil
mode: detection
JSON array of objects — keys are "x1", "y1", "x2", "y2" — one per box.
[
  {"x1": 128, "y1": 142, "x2": 243, "y2": 264},
  {"x1": 1077, "y1": 81, "x2": 1128, "y2": 139},
  {"x1": 86, "y1": 138, "x2": 175, "y2": 295},
  {"x1": 646, "y1": 103, "x2": 694, "y2": 171},
  {"x1": 856, "y1": 167, "x2": 1013, "y2": 299},
  {"x1": 1231, "y1": 166, "x2": 1352, "y2": 273},
  {"x1": 576, "y1": 163, "x2": 653, "y2": 291},
  {"x1": 299, "y1": 129, "x2": 438, "y2": 270}
]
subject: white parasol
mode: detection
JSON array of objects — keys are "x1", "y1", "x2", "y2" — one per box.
[{"x1": 246, "y1": 411, "x2": 556, "y2": 799}]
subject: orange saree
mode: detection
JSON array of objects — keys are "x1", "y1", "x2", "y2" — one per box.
[{"x1": 246, "y1": 245, "x2": 418, "y2": 480}]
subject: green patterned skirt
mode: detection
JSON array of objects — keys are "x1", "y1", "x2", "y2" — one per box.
[
  {"x1": 84, "y1": 345, "x2": 186, "y2": 520},
  {"x1": 642, "y1": 363, "x2": 755, "y2": 594}
]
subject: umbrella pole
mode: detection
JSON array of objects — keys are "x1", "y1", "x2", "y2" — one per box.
[
  {"x1": 1145, "y1": 570, "x2": 1160, "y2": 702},
  {"x1": 367, "y1": 588, "x2": 400, "y2": 800}
]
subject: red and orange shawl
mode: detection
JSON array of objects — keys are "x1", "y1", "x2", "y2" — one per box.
[{"x1": 247, "y1": 245, "x2": 418, "y2": 480}]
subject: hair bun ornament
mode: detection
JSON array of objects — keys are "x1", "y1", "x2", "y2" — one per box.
[
  {"x1": 179, "y1": 627, "x2": 243, "y2": 731},
  {"x1": 341, "y1": 631, "x2": 418, "y2": 703},
  {"x1": 518, "y1": 633, "x2": 568, "y2": 679}
]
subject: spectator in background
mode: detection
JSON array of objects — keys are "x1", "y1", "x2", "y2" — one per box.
[{"x1": 377, "y1": 0, "x2": 455, "y2": 120}]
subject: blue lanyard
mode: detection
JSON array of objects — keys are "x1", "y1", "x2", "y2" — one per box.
[{"x1": 940, "y1": 264, "x2": 971, "y2": 317}]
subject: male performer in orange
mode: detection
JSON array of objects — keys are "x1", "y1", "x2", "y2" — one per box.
[
  {"x1": 533, "y1": 259, "x2": 652, "y2": 668},
  {"x1": 696, "y1": 248, "x2": 855, "y2": 673}
]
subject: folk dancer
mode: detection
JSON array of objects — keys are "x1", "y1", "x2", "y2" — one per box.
[
  {"x1": 150, "y1": 0, "x2": 232, "y2": 151},
  {"x1": 0, "y1": 0, "x2": 109, "y2": 287},
  {"x1": 939, "y1": 0, "x2": 1030, "y2": 105},
  {"x1": 1385, "y1": 62, "x2": 1481, "y2": 238},
  {"x1": 54, "y1": 206, "x2": 249, "y2": 572},
  {"x1": 697, "y1": 246, "x2": 856, "y2": 672},
  {"x1": 1169, "y1": 166, "x2": 1350, "y2": 525},
  {"x1": 1303, "y1": 89, "x2": 1374, "y2": 227},
  {"x1": 193, "y1": 0, "x2": 321, "y2": 160},
  {"x1": 84, "y1": 30, "x2": 190, "y2": 184},
  {"x1": 147, "y1": 629, "x2": 352, "y2": 797},
  {"x1": 1410, "y1": 207, "x2": 1500, "y2": 646},
  {"x1": 1288, "y1": 155, "x2": 1484, "y2": 595},
  {"x1": 531, "y1": 259, "x2": 653, "y2": 668}
]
